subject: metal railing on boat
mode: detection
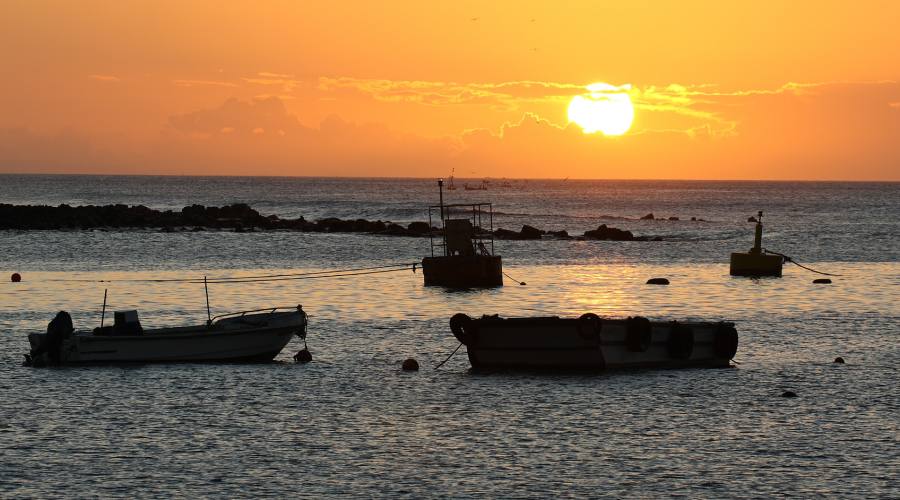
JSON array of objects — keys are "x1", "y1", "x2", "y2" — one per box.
[{"x1": 208, "y1": 305, "x2": 305, "y2": 324}]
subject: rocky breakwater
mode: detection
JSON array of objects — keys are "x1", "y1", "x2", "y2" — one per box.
[
  {"x1": 491, "y1": 223, "x2": 661, "y2": 241},
  {"x1": 0, "y1": 203, "x2": 435, "y2": 235},
  {"x1": 1, "y1": 203, "x2": 662, "y2": 241}
]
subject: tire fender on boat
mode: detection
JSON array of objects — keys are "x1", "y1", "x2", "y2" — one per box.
[
  {"x1": 578, "y1": 313, "x2": 602, "y2": 342},
  {"x1": 450, "y1": 313, "x2": 474, "y2": 345},
  {"x1": 625, "y1": 316, "x2": 652, "y2": 352},
  {"x1": 713, "y1": 323, "x2": 739, "y2": 360},
  {"x1": 667, "y1": 322, "x2": 694, "y2": 359}
]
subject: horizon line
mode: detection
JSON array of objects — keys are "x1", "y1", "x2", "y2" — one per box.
[{"x1": 0, "y1": 171, "x2": 897, "y2": 183}]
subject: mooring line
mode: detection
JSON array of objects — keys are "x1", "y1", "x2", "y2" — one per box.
[
  {"x1": 434, "y1": 342, "x2": 463, "y2": 370},
  {"x1": 503, "y1": 271, "x2": 527, "y2": 286},
  {"x1": 764, "y1": 250, "x2": 842, "y2": 276},
  {"x1": 46, "y1": 262, "x2": 419, "y2": 284}
]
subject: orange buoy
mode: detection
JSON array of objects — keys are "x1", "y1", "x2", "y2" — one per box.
[{"x1": 11, "y1": 273, "x2": 21, "y2": 283}]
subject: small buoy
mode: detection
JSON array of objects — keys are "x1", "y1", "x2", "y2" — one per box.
[
  {"x1": 402, "y1": 358, "x2": 419, "y2": 371},
  {"x1": 813, "y1": 278, "x2": 832, "y2": 284},
  {"x1": 646, "y1": 277, "x2": 669, "y2": 285},
  {"x1": 11, "y1": 273, "x2": 21, "y2": 282},
  {"x1": 293, "y1": 348, "x2": 312, "y2": 363},
  {"x1": 519, "y1": 281, "x2": 526, "y2": 286},
  {"x1": 781, "y1": 390, "x2": 797, "y2": 398},
  {"x1": 833, "y1": 357, "x2": 845, "y2": 364}
]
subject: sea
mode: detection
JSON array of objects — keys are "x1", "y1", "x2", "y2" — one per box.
[{"x1": 1, "y1": 175, "x2": 898, "y2": 497}]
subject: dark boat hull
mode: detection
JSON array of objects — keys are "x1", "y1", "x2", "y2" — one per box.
[
  {"x1": 422, "y1": 255, "x2": 503, "y2": 288},
  {"x1": 449, "y1": 314, "x2": 737, "y2": 371}
]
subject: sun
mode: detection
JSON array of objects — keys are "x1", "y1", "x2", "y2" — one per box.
[{"x1": 567, "y1": 83, "x2": 634, "y2": 136}]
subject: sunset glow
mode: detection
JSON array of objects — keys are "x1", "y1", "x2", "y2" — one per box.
[{"x1": 1, "y1": 1, "x2": 899, "y2": 180}]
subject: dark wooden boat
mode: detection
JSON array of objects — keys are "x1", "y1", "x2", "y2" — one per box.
[{"x1": 449, "y1": 313, "x2": 738, "y2": 371}]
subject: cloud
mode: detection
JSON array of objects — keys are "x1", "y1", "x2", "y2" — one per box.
[
  {"x1": 156, "y1": 97, "x2": 458, "y2": 176},
  {"x1": 243, "y1": 72, "x2": 302, "y2": 93},
  {"x1": 88, "y1": 74, "x2": 121, "y2": 83},
  {"x1": 455, "y1": 80, "x2": 900, "y2": 179},
  {"x1": 318, "y1": 77, "x2": 584, "y2": 110},
  {"x1": 167, "y1": 97, "x2": 307, "y2": 138},
  {"x1": 172, "y1": 79, "x2": 239, "y2": 88},
  {"x1": 3, "y1": 81, "x2": 898, "y2": 180}
]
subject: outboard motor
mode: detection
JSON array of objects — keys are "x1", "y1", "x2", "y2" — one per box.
[{"x1": 28, "y1": 311, "x2": 74, "y2": 366}]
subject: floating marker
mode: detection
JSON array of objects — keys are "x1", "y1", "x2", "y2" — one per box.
[
  {"x1": 646, "y1": 277, "x2": 669, "y2": 285},
  {"x1": 781, "y1": 390, "x2": 798, "y2": 398},
  {"x1": 402, "y1": 358, "x2": 419, "y2": 371},
  {"x1": 833, "y1": 357, "x2": 845, "y2": 364},
  {"x1": 294, "y1": 348, "x2": 312, "y2": 363},
  {"x1": 11, "y1": 273, "x2": 21, "y2": 283},
  {"x1": 813, "y1": 278, "x2": 832, "y2": 284}
]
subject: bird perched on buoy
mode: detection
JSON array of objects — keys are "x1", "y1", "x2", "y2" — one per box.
[
  {"x1": 11, "y1": 273, "x2": 21, "y2": 283},
  {"x1": 402, "y1": 358, "x2": 419, "y2": 371}
]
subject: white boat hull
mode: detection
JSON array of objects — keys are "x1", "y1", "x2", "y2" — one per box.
[
  {"x1": 449, "y1": 314, "x2": 738, "y2": 371},
  {"x1": 28, "y1": 310, "x2": 306, "y2": 364}
]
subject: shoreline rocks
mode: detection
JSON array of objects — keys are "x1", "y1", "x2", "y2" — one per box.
[{"x1": 0, "y1": 203, "x2": 663, "y2": 241}]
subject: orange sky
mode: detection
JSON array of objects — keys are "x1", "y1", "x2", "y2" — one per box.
[{"x1": 1, "y1": 0, "x2": 899, "y2": 180}]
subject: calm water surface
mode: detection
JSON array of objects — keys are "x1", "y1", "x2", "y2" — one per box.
[{"x1": 1, "y1": 177, "x2": 898, "y2": 497}]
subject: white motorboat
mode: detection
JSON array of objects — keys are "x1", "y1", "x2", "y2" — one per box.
[
  {"x1": 449, "y1": 313, "x2": 738, "y2": 371},
  {"x1": 25, "y1": 306, "x2": 307, "y2": 365}
]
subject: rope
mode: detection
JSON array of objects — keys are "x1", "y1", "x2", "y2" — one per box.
[
  {"x1": 47, "y1": 262, "x2": 420, "y2": 284},
  {"x1": 503, "y1": 271, "x2": 527, "y2": 286},
  {"x1": 764, "y1": 250, "x2": 842, "y2": 276},
  {"x1": 434, "y1": 342, "x2": 463, "y2": 370}
]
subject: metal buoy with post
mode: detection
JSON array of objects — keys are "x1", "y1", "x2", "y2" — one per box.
[{"x1": 729, "y1": 211, "x2": 784, "y2": 277}]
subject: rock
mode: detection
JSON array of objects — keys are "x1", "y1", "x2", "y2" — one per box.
[
  {"x1": 641, "y1": 213, "x2": 654, "y2": 220},
  {"x1": 690, "y1": 217, "x2": 697, "y2": 221},
  {"x1": 584, "y1": 224, "x2": 634, "y2": 241},
  {"x1": 382, "y1": 223, "x2": 410, "y2": 236},
  {"x1": 833, "y1": 357, "x2": 845, "y2": 364},
  {"x1": 494, "y1": 228, "x2": 522, "y2": 240},
  {"x1": 402, "y1": 358, "x2": 419, "y2": 371},
  {"x1": 316, "y1": 217, "x2": 349, "y2": 232},
  {"x1": 519, "y1": 224, "x2": 543, "y2": 240},
  {"x1": 813, "y1": 278, "x2": 832, "y2": 284},
  {"x1": 646, "y1": 277, "x2": 669, "y2": 285},
  {"x1": 668, "y1": 216, "x2": 679, "y2": 221},
  {"x1": 407, "y1": 221, "x2": 431, "y2": 235},
  {"x1": 546, "y1": 230, "x2": 570, "y2": 239},
  {"x1": 780, "y1": 390, "x2": 798, "y2": 398}
]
